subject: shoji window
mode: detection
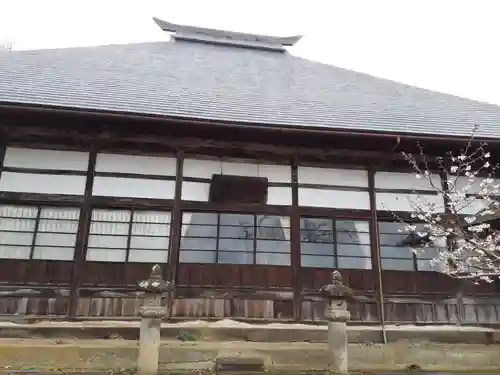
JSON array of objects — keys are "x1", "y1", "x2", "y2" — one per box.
[
  {"x1": 86, "y1": 209, "x2": 171, "y2": 263},
  {"x1": 374, "y1": 171, "x2": 444, "y2": 213},
  {"x1": 297, "y1": 166, "x2": 370, "y2": 210},
  {"x1": 181, "y1": 158, "x2": 292, "y2": 206},
  {"x1": 300, "y1": 217, "x2": 372, "y2": 269},
  {"x1": 92, "y1": 153, "x2": 176, "y2": 199},
  {"x1": 179, "y1": 212, "x2": 291, "y2": 265},
  {"x1": 0, "y1": 205, "x2": 80, "y2": 260},
  {"x1": 0, "y1": 147, "x2": 88, "y2": 195},
  {"x1": 378, "y1": 221, "x2": 445, "y2": 271}
]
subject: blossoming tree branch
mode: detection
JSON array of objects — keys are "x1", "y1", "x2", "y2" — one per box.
[{"x1": 398, "y1": 125, "x2": 500, "y2": 282}]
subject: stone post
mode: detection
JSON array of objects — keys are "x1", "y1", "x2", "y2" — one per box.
[
  {"x1": 319, "y1": 270, "x2": 354, "y2": 374},
  {"x1": 137, "y1": 264, "x2": 173, "y2": 375}
]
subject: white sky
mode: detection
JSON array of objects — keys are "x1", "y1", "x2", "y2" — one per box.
[{"x1": 1, "y1": 0, "x2": 499, "y2": 105}]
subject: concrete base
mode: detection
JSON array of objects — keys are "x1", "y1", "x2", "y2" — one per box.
[
  {"x1": 0, "y1": 320, "x2": 499, "y2": 345},
  {"x1": 327, "y1": 321, "x2": 348, "y2": 374},
  {"x1": 137, "y1": 318, "x2": 161, "y2": 375},
  {"x1": 0, "y1": 338, "x2": 498, "y2": 373}
]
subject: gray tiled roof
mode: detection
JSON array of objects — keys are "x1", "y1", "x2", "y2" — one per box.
[{"x1": 1, "y1": 34, "x2": 500, "y2": 139}]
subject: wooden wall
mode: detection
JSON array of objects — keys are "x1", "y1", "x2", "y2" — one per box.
[
  {"x1": 0, "y1": 259, "x2": 73, "y2": 284},
  {"x1": 0, "y1": 120, "x2": 498, "y2": 325},
  {"x1": 1, "y1": 263, "x2": 498, "y2": 325}
]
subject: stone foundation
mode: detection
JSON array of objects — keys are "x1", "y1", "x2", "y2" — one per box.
[
  {"x1": 0, "y1": 320, "x2": 500, "y2": 372},
  {"x1": 0, "y1": 338, "x2": 498, "y2": 373},
  {"x1": 0, "y1": 320, "x2": 499, "y2": 344}
]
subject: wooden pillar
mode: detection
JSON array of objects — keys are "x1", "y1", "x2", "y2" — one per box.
[
  {"x1": 167, "y1": 151, "x2": 184, "y2": 285},
  {"x1": 291, "y1": 159, "x2": 302, "y2": 320},
  {"x1": 122, "y1": 209, "x2": 135, "y2": 284},
  {"x1": 368, "y1": 167, "x2": 386, "y2": 342},
  {"x1": 68, "y1": 146, "x2": 96, "y2": 318},
  {"x1": 0, "y1": 142, "x2": 6, "y2": 178}
]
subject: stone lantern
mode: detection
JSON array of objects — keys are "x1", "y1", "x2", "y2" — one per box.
[
  {"x1": 319, "y1": 270, "x2": 354, "y2": 374},
  {"x1": 136, "y1": 264, "x2": 173, "y2": 375}
]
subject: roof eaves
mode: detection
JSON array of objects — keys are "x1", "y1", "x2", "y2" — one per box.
[{"x1": 2, "y1": 100, "x2": 498, "y2": 144}]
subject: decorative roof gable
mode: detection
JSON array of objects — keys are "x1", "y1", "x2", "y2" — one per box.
[{"x1": 153, "y1": 18, "x2": 302, "y2": 52}]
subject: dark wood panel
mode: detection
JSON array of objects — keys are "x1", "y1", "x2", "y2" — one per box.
[
  {"x1": 75, "y1": 297, "x2": 294, "y2": 319},
  {"x1": 384, "y1": 299, "x2": 446, "y2": 323},
  {"x1": 177, "y1": 264, "x2": 293, "y2": 288},
  {"x1": 172, "y1": 298, "x2": 293, "y2": 319},
  {"x1": 124, "y1": 263, "x2": 161, "y2": 286},
  {"x1": 81, "y1": 262, "x2": 125, "y2": 286},
  {"x1": 0, "y1": 260, "x2": 72, "y2": 284},
  {"x1": 80, "y1": 262, "x2": 160, "y2": 287},
  {"x1": 299, "y1": 268, "x2": 374, "y2": 292},
  {"x1": 76, "y1": 297, "x2": 141, "y2": 317},
  {"x1": 0, "y1": 260, "x2": 168, "y2": 289},
  {"x1": 272, "y1": 300, "x2": 294, "y2": 319},
  {"x1": 177, "y1": 264, "x2": 217, "y2": 287},
  {"x1": 383, "y1": 271, "x2": 498, "y2": 295},
  {"x1": 1, "y1": 294, "x2": 496, "y2": 323},
  {"x1": 238, "y1": 265, "x2": 292, "y2": 288},
  {"x1": 382, "y1": 271, "x2": 416, "y2": 294},
  {"x1": 414, "y1": 272, "x2": 458, "y2": 294},
  {"x1": 461, "y1": 279, "x2": 497, "y2": 295},
  {"x1": 301, "y1": 299, "x2": 379, "y2": 322},
  {"x1": 0, "y1": 260, "x2": 29, "y2": 283},
  {"x1": 462, "y1": 298, "x2": 500, "y2": 323},
  {"x1": 26, "y1": 261, "x2": 73, "y2": 284},
  {"x1": 83, "y1": 262, "x2": 173, "y2": 286},
  {"x1": 216, "y1": 264, "x2": 246, "y2": 287},
  {"x1": 383, "y1": 295, "x2": 500, "y2": 324},
  {"x1": 0, "y1": 297, "x2": 69, "y2": 316}
]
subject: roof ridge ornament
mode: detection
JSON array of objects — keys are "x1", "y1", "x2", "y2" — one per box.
[{"x1": 153, "y1": 17, "x2": 302, "y2": 52}]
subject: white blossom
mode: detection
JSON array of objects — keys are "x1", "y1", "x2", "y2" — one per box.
[{"x1": 398, "y1": 128, "x2": 500, "y2": 282}]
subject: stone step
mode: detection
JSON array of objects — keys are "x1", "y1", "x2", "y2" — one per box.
[{"x1": 215, "y1": 355, "x2": 266, "y2": 373}]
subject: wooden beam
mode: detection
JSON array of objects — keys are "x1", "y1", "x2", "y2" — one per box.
[
  {"x1": 4, "y1": 102, "x2": 493, "y2": 147},
  {"x1": 68, "y1": 146, "x2": 96, "y2": 318},
  {"x1": 0, "y1": 124, "x2": 433, "y2": 163},
  {"x1": 0, "y1": 141, "x2": 6, "y2": 180},
  {"x1": 168, "y1": 151, "x2": 184, "y2": 286},
  {"x1": 368, "y1": 167, "x2": 386, "y2": 342},
  {"x1": 290, "y1": 159, "x2": 301, "y2": 320}
]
